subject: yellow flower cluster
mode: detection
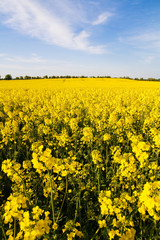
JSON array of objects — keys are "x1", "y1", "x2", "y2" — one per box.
[
  {"x1": 1, "y1": 78, "x2": 160, "y2": 239},
  {"x1": 138, "y1": 181, "x2": 160, "y2": 220}
]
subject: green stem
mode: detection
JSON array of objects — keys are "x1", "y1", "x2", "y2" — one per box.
[
  {"x1": 154, "y1": 220, "x2": 158, "y2": 239},
  {"x1": 14, "y1": 217, "x2": 16, "y2": 239},
  {"x1": 98, "y1": 167, "x2": 100, "y2": 194},
  {"x1": 56, "y1": 176, "x2": 68, "y2": 222},
  {"x1": 74, "y1": 187, "x2": 81, "y2": 224},
  {"x1": 140, "y1": 215, "x2": 143, "y2": 240},
  {"x1": 90, "y1": 227, "x2": 100, "y2": 240},
  {"x1": 74, "y1": 198, "x2": 79, "y2": 223},
  {"x1": 11, "y1": 167, "x2": 31, "y2": 201},
  {"x1": 1, "y1": 225, "x2": 7, "y2": 240},
  {"x1": 48, "y1": 173, "x2": 55, "y2": 223},
  {"x1": 106, "y1": 144, "x2": 109, "y2": 179}
]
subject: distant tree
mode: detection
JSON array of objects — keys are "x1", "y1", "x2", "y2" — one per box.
[
  {"x1": 15, "y1": 77, "x2": 20, "y2": 80},
  {"x1": 43, "y1": 75, "x2": 48, "y2": 79},
  {"x1": 123, "y1": 76, "x2": 130, "y2": 79},
  {"x1": 24, "y1": 75, "x2": 31, "y2": 79},
  {"x1": 81, "y1": 76, "x2": 87, "y2": 78},
  {"x1": 20, "y1": 76, "x2": 23, "y2": 79},
  {"x1": 4, "y1": 74, "x2": 12, "y2": 80}
]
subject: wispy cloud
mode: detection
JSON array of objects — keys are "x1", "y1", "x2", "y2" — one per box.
[
  {"x1": 0, "y1": 53, "x2": 47, "y2": 63},
  {"x1": 0, "y1": 53, "x2": 7, "y2": 58},
  {"x1": 144, "y1": 56, "x2": 155, "y2": 64},
  {"x1": 92, "y1": 12, "x2": 114, "y2": 25},
  {"x1": 119, "y1": 31, "x2": 160, "y2": 50},
  {"x1": 0, "y1": 0, "x2": 106, "y2": 54}
]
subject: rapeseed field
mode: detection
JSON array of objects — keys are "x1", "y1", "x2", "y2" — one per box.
[{"x1": 0, "y1": 78, "x2": 160, "y2": 239}]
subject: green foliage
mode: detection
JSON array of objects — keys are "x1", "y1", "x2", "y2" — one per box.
[{"x1": 4, "y1": 74, "x2": 12, "y2": 80}]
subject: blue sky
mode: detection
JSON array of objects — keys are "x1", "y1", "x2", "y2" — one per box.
[{"x1": 0, "y1": 0, "x2": 160, "y2": 78}]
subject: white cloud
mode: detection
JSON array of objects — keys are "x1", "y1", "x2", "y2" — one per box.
[
  {"x1": 120, "y1": 31, "x2": 160, "y2": 50},
  {"x1": 92, "y1": 12, "x2": 114, "y2": 25},
  {"x1": 128, "y1": 32, "x2": 160, "y2": 44},
  {"x1": 0, "y1": 53, "x2": 7, "y2": 58},
  {"x1": 0, "y1": 53, "x2": 47, "y2": 63},
  {"x1": 144, "y1": 56, "x2": 155, "y2": 64},
  {"x1": 0, "y1": 0, "x2": 106, "y2": 54},
  {"x1": 73, "y1": 30, "x2": 105, "y2": 54}
]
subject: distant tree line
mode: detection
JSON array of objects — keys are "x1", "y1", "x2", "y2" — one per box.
[
  {"x1": 1, "y1": 74, "x2": 160, "y2": 81},
  {"x1": 0, "y1": 74, "x2": 89, "y2": 80}
]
